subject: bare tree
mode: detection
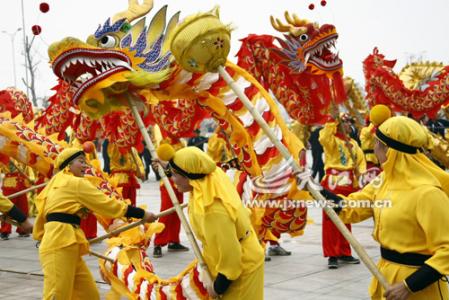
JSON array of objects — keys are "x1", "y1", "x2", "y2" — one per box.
[{"x1": 21, "y1": 35, "x2": 40, "y2": 107}]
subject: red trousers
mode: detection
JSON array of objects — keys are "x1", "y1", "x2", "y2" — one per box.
[
  {"x1": 120, "y1": 185, "x2": 137, "y2": 207},
  {"x1": 80, "y1": 213, "x2": 97, "y2": 239},
  {"x1": 322, "y1": 211, "x2": 352, "y2": 257},
  {"x1": 321, "y1": 171, "x2": 357, "y2": 257},
  {"x1": 154, "y1": 181, "x2": 183, "y2": 246},
  {"x1": 1, "y1": 193, "x2": 28, "y2": 235}
]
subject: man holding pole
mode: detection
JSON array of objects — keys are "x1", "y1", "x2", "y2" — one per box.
[
  {"x1": 152, "y1": 138, "x2": 189, "y2": 258},
  {"x1": 324, "y1": 115, "x2": 449, "y2": 300},
  {"x1": 33, "y1": 147, "x2": 157, "y2": 300},
  {"x1": 156, "y1": 144, "x2": 265, "y2": 299},
  {"x1": 319, "y1": 116, "x2": 366, "y2": 269}
]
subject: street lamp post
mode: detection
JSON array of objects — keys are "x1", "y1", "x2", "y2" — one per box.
[{"x1": 1, "y1": 28, "x2": 22, "y2": 87}]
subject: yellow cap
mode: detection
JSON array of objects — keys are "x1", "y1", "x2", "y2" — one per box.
[{"x1": 55, "y1": 147, "x2": 84, "y2": 170}]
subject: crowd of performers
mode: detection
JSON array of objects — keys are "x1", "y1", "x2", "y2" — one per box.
[{"x1": 1, "y1": 104, "x2": 449, "y2": 300}]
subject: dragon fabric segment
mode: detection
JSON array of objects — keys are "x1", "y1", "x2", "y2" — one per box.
[{"x1": 364, "y1": 48, "x2": 449, "y2": 118}]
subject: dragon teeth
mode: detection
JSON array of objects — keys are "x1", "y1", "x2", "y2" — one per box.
[
  {"x1": 77, "y1": 73, "x2": 93, "y2": 83},
  {"x1": 85, "y1": 59, "x2": 95, "y2": 67}
]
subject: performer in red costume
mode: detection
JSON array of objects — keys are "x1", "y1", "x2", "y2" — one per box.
[
  {"x1": 0, "y1": 160, "x2": 31, "y2": 240},
  {"x1": 152, "y1": 138, "x2": 189, "y2": 258}
]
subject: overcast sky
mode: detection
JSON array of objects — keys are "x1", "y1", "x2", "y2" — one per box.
[{"x1": 0, "y1": 0, "x2": 448, "y2": 101}]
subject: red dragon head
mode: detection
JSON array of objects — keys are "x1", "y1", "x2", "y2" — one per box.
[{"x1": 270, "y1": 11, "x2": 342, "y2": 76}]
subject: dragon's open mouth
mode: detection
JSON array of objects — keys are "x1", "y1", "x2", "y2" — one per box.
[
  {"x1": 305, "y1": 31, "x2": 341, "y2": 71},
  {"x1": 52, "y1": 49, "x2": 133, "y2": 104}
]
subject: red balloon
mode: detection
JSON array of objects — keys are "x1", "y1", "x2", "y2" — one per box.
[
  {"x1": 82, "y1": 141, "x2": 96, "y2": 154},
  {"x1": 31, "y1": 25, "x2": 42, "y2": 35},
  {"x1": 321, "y1": 0, "x2": 327, "y2": 6},
  {"x1": 308, "y1": 3, "x2": 315, "y2": 10},
  {"x1": 39, "y1": 2, "x2": 50, "y2": 13}
]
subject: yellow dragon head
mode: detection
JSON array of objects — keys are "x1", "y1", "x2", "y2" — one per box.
[{"x1": 48, "y1": 0, "x2": 179, "y2": 118}]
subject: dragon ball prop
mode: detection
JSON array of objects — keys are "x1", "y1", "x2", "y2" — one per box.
[
  {"x1": 370, "y1": 104, "x2": 391, "y2": 126},
  {"x1": 170, "y1": 7, "x2": 231, "y2": 73}
]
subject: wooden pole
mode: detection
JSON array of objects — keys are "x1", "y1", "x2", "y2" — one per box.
[
  {"x1": 127, "y1": 96, "x2": 214, "y2": 284},
  {"x1": 89, "y1": 250, "x2": 114, "y2": 263},
  {"x1": 217, "y1": 65, "x2": 389, "y2": 289},
  {"x1": 89, "y1": 203, "x2": 188, "y2": 244}
]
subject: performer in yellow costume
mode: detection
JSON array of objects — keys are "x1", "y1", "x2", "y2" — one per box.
[
  {"x1": 0, "y1": 193, "x2": 33, "y2": 234},
  {"x1": 358, "y1": 105, "x2": 392, "y2": 187},
  {"x1": 33, "y1": 147, "x2": 156, "y2": 300},
  {"x1": 325, "y1": 116, "x2": 449, "y2": 300},
  {"x1": 360, "y1": 122, "x2": 379, "y2": 166},
  {"x1": 157, "y1": 145, "x2": 265, "y2": 299},
  {"x1": 108, "y1": 144, "x2": 144, "y2": 206},
  {"x1": 319, "y1": 119, "x2": 366, "y2": 268}
]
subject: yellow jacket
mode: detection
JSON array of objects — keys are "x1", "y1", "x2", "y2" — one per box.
[
  {"x1": 33, "y1": 172, "x2": 129, "y2": 255},
  {"x1": 339, "y1": 174, "x2": 449, "y2": 297},
  {"x1": 359, "y1": 124, "x2": 379, "y2": 165},
  {"x1": 108, "y1": 144, "x2": 142, "y2": 186},
  {"x1": 319, "y1": 122, "x2": 366, "y2": 174},
  {"x1": 188, "y1": 199, "x2": 264, "y2": 281}
]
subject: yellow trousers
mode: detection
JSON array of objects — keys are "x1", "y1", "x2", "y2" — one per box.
[
  {"x1": 370, "y1": 259, "x2": 449, "y2": 300},
  {"x1": 39, "y1": 243, "x2": 99, "y2": 300},
  {"x1": 222, "y1": 263, "x2": 264, "y2": 300}
]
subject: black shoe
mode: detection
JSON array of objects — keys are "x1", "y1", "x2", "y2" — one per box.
[
  {"x1": 1, "y1": 233, "x2": 9, "y2": 240},
  {"x1": 167, "y1": 243, "x2": 189, "y2": 252},
  {"x1": 328, "y1": 257, "x2": 338, "y2": 269},
  {"x1": 264, "y1": 256, "x2": 271, "y2": 262},
  {"x1": 153, "y1": 246, "x2": 162, "y2": 258},
  {"x1": 268, "y1": 245, "x2": 291, "y2": 256},
  {"x1": 18, "y1": 233, "x2": 30, "y2": 238},
  {"x1": 338, "y1": 256, "x2": 360, "y2": 264}
]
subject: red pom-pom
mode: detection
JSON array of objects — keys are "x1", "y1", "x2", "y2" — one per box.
[
  {"x1": 308, "y1": 3, "x2": 315, "y2": 10},
  {"x1": 31, "y1": 25, "x2": 42, "y2": 35},
  {"x1": 82, "y1": 141, "x2": 95, "y2": 154},
  {"x1": 321, "y1": 0, "x2": 327, "y2": 6},
  {"x1": 39, "y1": 2, "x2": 50, "y2": 13}
]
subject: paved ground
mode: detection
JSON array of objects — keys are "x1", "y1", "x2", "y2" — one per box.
[{"x1": 0, "y1": 176, "x2": 380, "y2": 299}]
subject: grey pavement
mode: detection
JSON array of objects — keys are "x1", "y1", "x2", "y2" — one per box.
[{"x1": 0, "y1": 176, "x2": 379, "y2": 299}]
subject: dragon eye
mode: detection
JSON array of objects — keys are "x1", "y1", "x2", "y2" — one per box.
[
  {"x1": 98, "y1": 35, "x2": 117, "y2": 48},
  {"x1": 299, "y1": 34, "x2": 309, "y2": 42}
]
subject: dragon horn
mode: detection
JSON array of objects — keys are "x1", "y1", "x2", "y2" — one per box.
[
  {"x1": 284, "y1": 11, "x2": 296, "y2": 26},
  {"x1": 294, "y1": 14, "x2": 308, "y2": 26},
  {"x1": 281, "y1": 12, "x2": 307, "y2": 36},
  {"x1": 270, "y1": 15, "x2": 292, "y2": 32},
  {"x1": 289, "y1": 27, "x2": 307, "y2": 37},
  {"x1": 112, "y1": 0, "x2": 154, "y2": 23}
]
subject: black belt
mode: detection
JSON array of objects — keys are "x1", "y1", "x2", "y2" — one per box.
[
  {"x1": 363, "y1": 149, "x2": 374, "y2": 154},
  {"x1": 381, "y1": 247, "x2": 431, "y2": 267},
  {"x1": 46, "y1": 213, "x2": 81, "y2": 226}
]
